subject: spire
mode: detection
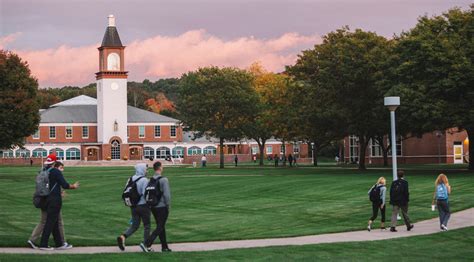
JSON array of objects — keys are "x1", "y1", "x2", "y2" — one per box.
[{"x1": 101, "y1": 14, "x2": 123, "y2": 47}]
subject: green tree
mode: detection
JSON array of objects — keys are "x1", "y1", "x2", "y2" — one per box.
[
  {"x1": 177, "y1": 67, "x2": 259, "y2": 168},
  {"x1": 389, "y1": 6, "x2": 474, "y2": 170},
  {"x1": 0, "y1": 50, "x2": 40, "y2": 148}
]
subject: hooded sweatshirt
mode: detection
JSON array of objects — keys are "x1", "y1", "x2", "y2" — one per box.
[{"x1": 131, "y1": 163, "x2": 149, "y2": 206}]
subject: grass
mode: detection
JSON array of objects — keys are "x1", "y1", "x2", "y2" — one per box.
[
  {"x1": 0, "y1": 165, "x2": 473, "y2": 248},
  {"x1": 1, "y1": 226, "x2": 473, "y2": 261}
]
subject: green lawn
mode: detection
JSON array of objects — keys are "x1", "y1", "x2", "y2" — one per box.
[
  {"x1": 1, "y1": 227, "x2": 473, "y2": 261},
  {"x1": 0, "y1": 165, "x2": 473, "y2": 248}
]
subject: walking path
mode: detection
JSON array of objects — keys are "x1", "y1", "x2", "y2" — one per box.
[{"x1": 1, "y1": 208, "x2": 473, "y2": 254}]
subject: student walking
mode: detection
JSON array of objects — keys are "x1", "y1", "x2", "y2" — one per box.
[
  {"x1": 433, "y1": 174, "x2": 451, "y2": 231},
  {"x1": 234, "y1": 155, "x2": 238, "y2": 167},
  {"x1": 117, "y1": 163, "x2": 151, "y2": 251},
  {"x1": 28, "y1": 161, "x2": 72, "y2": 250},
  {"x1": 367, "y1": 177, "x2": 387, "y2": 231},
  {"x1": 144, "y1": 161, "x2": 172, "y2": 252},
  {"x1": 39, "y1": 157, "x2": 79, "y2": 250},
  {"x1": 389, "y1": 170, "x2": 414, "y2": 232},
  {"x1": 274, "y1": 154, "x2": 279, "y2": 167},
  {"x1": 288, "y1": 154, "x2": 294, "y2": 167}
]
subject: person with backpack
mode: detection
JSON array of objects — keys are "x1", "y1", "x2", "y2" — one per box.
[
  {"x1": 367, "y1": 177, "x2": 387, "y2": 231},
  {"x1": 28, "y1": 161, "x2": 71, "y2": 250},
  {"x1": 117, "y1": 163, "x2": 151, "y2": 251},
  {"x1": 39, "y1": 156, "x2": 79, "y2": 250},
  {"x1": 288, "y1": 154, "x2": 294, "y2": 167},
  {"x1": 432, "y1": 173, "x2": 451, "y2": 231},
  {"x1": 142, "y1": 161, "x2": 171, "y2": 252},
  {"x1": 389, "y1": 170, "x2": 414, "y2": 232}
]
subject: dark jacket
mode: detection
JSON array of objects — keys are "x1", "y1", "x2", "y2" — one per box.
[
  {"x1": 389, "y1": 178, "x2": 409, "y2": 206},
  {"x1": 47, "y1": 167, "x2": 70, "y2": 198}
]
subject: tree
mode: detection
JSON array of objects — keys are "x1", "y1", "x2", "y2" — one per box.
[
  {"x1": 389, "y1": 6, "x2": 474, "y2": 170},
  {"x1": 0, "y1": 50, "x2": 40, "y2": 148},
  {"x1": 177, "y1": 67, "x2": 259, "y2": 168}
]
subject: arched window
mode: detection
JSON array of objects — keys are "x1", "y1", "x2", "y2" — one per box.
[
  {"x1": 2, "y1": 149, "x2": 14, "y2": 158},
  {"x1": 107, "y1": 52, "x2": 120, "y2": 71},
  {"x1": 172, "y1": 146, "x2": 185, "y2": 158},
  {"x1": 156, "y1": 147, "x2": 171, "y2": 159},
  {"x1": 144, "y1": 147, "x2": 155, "y2": 159},
  {"x1": 49, "y1": 148, "x2": 64, "y2": 160},
  {"x1": 32, "y1": 148, "x2": 47, "y2": 158},
  {"x1": 187, "y1": 146, "x2": 202, "y2": 156},
  {"x1": 203, "y1": 146, "x2": 217, "y2": 155},
  {"x1": 15, "y1": 149, "x2": 30, "y2": 158},
  {"x1": 65, "y1": 148, "x2": 81, "y2": 160}
]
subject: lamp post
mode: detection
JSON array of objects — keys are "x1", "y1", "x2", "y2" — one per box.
[
  {"x1": 40, "y1": 142, "x2": 45, "y2": 168},
  {"x1": 435, "y1": 131, "x2": 442, "y2": 164},
  {"x1": 384, "y1": 97, "x2": 400, "y2": 181},
  {"x1": 173, "y1": 141, "x2": 177, "y2": 165}
]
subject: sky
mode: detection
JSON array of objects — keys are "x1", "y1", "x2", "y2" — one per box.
[{"x1": 0, "y1": 0, "x2": 471, "y2": 88}]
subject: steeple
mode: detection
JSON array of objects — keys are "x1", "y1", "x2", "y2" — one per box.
[
  {"x1": 96, "y1": 14, "x2": 127, "y2": 79},
  {"x1": 100, "y1": 14, "x2": 123, "y2": 48}
]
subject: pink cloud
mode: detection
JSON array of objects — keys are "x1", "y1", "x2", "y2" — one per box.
[
  {"x1": 8, "y1": 30, "x2": 321, "y2": 87},
  {"x1": 0, "y1": 32, "x2": 22, "y2": 50}
]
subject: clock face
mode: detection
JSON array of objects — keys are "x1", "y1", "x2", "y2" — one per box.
[{"x1": 111, "y1": 82, "x2": 119, "y2": 90}]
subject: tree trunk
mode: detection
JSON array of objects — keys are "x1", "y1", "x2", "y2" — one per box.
[
  {"x1": 219, "y1": 137, "x2": 224, "y2": 169},
  {"x1": 312, "y1": 141, "x2": 318, "y2": 167},
  {"x1": 378, "y1": 137, "x2": 389, "y2": 167},
  {"x1": 257, "y1": 140, "x2": 266, "y2": 166},
  {"x1": 282, "y1": 140, "x2": 286, "y2": 166},
  {"x1": 467, "y1": 127, "x2": 473, "y2": 171},
  {"x1": 358, "y1": 136, "x2": 369, "y2": 170}
]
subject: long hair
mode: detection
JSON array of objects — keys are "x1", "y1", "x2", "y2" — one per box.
[
  {"x1": 377, "y1": 177, "x2": 386, "y2": 185},
  {"x1": 435, "y1": 173, "x2": 449, "y2": 186}
]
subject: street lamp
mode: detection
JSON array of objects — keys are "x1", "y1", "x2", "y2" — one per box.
[
  {"x1": 384, "y1": 97, "x2": 400, "y2": 181},
  {"x1": 435, "y1": 131, "x2": 442, "y2": 164}
]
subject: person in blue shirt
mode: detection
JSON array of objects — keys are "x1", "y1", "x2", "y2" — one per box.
[
  {"x1": 432, "y1": 174, "x2": 452, "y2": 231},
  {"x1": 39, "y1": 156, "x2": 79, "y2": 250}
]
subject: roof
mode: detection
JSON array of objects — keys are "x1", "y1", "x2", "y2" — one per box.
[
  {"x1": 40, "y1": 95, "x2": 179, "y2": 124},
  {"x1": 101, "y1": 26, "x2": 123, "y2": 47},
  {"x1": 182, "y1": 131, "x2": 219, "y2": 143}
]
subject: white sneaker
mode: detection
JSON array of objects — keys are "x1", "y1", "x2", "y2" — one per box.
[
  {"x1": 441, "y1": 225, "x2": 448, "y2": 231},
  {"x1": 27, "y1": 240, "x2": 37, "y2": 249},
  {"x1": 56, "y1": 242, "x2": 73, "y2": 250}
]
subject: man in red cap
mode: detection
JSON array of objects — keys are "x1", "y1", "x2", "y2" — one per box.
[{"x1": 38, "y1": 154, "x2": 80, "y2": 250}]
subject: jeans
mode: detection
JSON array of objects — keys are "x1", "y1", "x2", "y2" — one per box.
[
  {"x1": 30, "y1": 209, "x2": 66, "y2": 244},
  {"x1": 369, "y1": 202, "x2": 386, "y2": 222},
  {"x1": 146, "y1": 207, "x2": 169, "y2": 249},
  {"x1": 40, "y1": 196, "x2": 63, "y2": 248},
  {"x1": 437, "y1": 200, "x2": 451, "y2": 227},
  {"x1": 391, "y1": 204, "x2": 411, "y2": 228},
  {"x1": 123, "y1": 205, "x2": 151, "y2": 244}
]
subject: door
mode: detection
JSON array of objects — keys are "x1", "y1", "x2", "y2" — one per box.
[{"x1": 453, "y1": 144, "x2": 463, "y2": 164}]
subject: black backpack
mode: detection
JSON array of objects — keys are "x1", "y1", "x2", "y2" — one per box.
[
  {"x1": 144, "y1": 177, "x2": 163, "y2": 207},
  {"x1": 391, "y1": 180, "x2": 403, "y2": 202},
  {"x1": 369, "y1": 184, "x2": 381, "y2": 202},
  {"x1": 122, "y1": 176, "x2": 144, "y2": 207}
]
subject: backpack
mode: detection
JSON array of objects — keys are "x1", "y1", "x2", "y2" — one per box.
[
  {"x1": 122, "y1": 176, "x2": 145, "y2": 207},
  {"x1": 369, "y1": 184, "x2": 381, "y2": 202},
  {"x1": 144, "y1": 177, "x2": 163, "y2": 207},
  {"x1": 436, "y1": 184, "x2": 448, "y2": 200},
  {"x1": 391, "y1": 180, "x2": 403, "y2": 202},
  {"x1": 33, "y1": 167, "x2": 57, "y2": 209}
]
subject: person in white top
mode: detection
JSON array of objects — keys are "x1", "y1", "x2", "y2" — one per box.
[{"x1": 201, "y1": 155, "x2": 207, "y2": 167}]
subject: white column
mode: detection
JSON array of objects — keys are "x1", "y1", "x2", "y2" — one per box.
[{"x1": 390, "y1": 110, "x2": 397, "y2": 181}]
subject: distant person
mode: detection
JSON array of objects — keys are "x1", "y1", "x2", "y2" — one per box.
[
  {"x1": 117, "y1": 163, "x2": 150, "y2": 252},
  {"x1": 253, "y1": 155, "x2": 257, "y2": 163},
  {"x1": 293, "y1": 155, "x2": 297, "y2": 167},
  {"x1": 201, "y1": 155, "x2": 207, "y2": 167},
  {"x1": 39, "y1": 156, "x2": 79, "y2": 250},
  {"x1": 432, "y1": 174, "x2": 451, "y2": 231},
  {"x1": 288, "y1": 154, "x2": 294, "y2": 167},
  {"x1": 234, "y1": 155, "x2": 238, "y2": 167},
  {"x1": 274, "y1": 154, "x2": 279, "y2": 167},
  {"x1": 143, "y1": 161, "x2": 172, "y2": 252},
  {"x1": 28, "y1": 161, "x2": 72, "y2": 250},
  {"x1": 335, "y1": 155, "x2": 340, "y2": 164},
  {"x1": 389, "y1": 170, "x2": 414, "y2": 232},
  {"x1": 282, "y1": 155, "x2": 287, "y2": 166},
  {"x1": 30, "y1": 158, "x2": 33, "y2": 166},
  {"x1": 367, "y1": 177, "x2": 387, "y2": 231}
]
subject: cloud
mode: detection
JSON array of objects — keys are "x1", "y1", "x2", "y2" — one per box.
[
  {"x1": 8, "y1": 30, "x2": 321, "y2": 87},
  {"x1": 0, "y1": 32, "x2": 22, "y2": 49}
]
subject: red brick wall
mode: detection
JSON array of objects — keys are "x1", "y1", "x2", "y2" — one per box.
[{"x1": 25, "y1": 126, "x2": 98, "y2": 144}]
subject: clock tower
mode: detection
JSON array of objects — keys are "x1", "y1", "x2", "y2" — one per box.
[{"x1": 96, "y1": 15, "x2": 128, "y2": 157}]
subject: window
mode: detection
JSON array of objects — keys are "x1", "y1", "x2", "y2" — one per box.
[
  {"x1": 251, "y1": 146, "x2": 258, "y2": 155},
  {"x1": 49, "y1": 126, "x2": 56, "y2": 139},
  {"x1": 50, "y1": 148, "x2": 65, "y2": 160},
  {"x1": 82, "y1": 126, "x2": 89, "y2": 138},
  {"x1": 370, "y1": 139, "x2": 383, "y2": 157},
  {"x1": 170, "y1": 126, "x2": 177, "y2": 137},
  {"x1": 33, "y1": 129, "x2": 40, "y2": 139},
  {"x1": 32, "y1": 148, "x2": 47, "y2": 158},
  {"x1": 15, "y1": 149, "x2": 30, "y2": 158},
  {"x1": 65, "y1": 148, "x2": 81, "y2": 160},
  {"x1": 144, "y1": 147, "x2": 155, "y2": 159},
  {"x1": 280, "y1": 144, "x2": 285, "y2": 154},
  {"x1": 349, "y1": 135, "x2": 359, "y2": 163},
  {"x1": 266, "y1": 146, "x2": 273, "y2": 155},
  {"x1": 387, "y1": 136, "x2": 402, "y2": 156},
  {"x1": 293, "y1": 144, "x2": 300, "y2": 154},
  {"x1": 66, "y1": 126, "x2": 73, "y2": 139},
  {"x1": 172, "y1": 146, "x2": 185, "y2": 158},
  {"x1": 139, "y1": 126, "x2": 145, "y2": 138},
  {"x1": 111, "y1": 140, "x2": 120, "y2": 160},
  {"x1": 156, "y1": 147, "x2": 171, "y2": 159},
  {"x1": 154, "y1": 126, "x2": 161, "y2": 137},
  {"x1": 187, "y1": 146, "x2": 202, "y2": 156},
  {"x1": 203, "y1": 146, "x2": 217, "y2": 155},
  {"x1": 107, "y1": 52, "x2": 120, "y2": 71},
  {"x1": 2, "y1": 150, "x2": 14, "y2": 158}
]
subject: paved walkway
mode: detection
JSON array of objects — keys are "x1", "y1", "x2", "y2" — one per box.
[{"x1": 1, "y1": 208, "x2": 473, "y2": 254}]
